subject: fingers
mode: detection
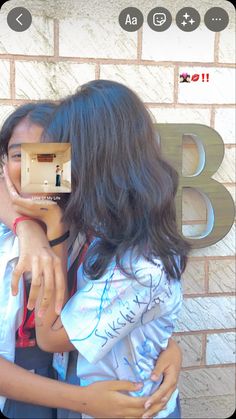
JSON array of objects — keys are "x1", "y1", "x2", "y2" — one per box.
[
  {"x1": 11, "y1": 261, "x2": 25, "y2": 295},
  {"x1": 27, "y1": 256, "x2": 42, "y2": 310},
  {"x1": 151, "y1": 339, "x2": 182, "y2": 383},
  {"x1": 53, "y1": 256, "x2": 66, "y2": 315},
  {"x1": 123, "y1": 407, "x2": 147, "y2": 418},
  {"x1": 3, "y1": 165, "x2": 19, "y2": 198},
  {"x1": 157, "y1": 368, "x2": 177, "y2": 396},
  {"x1": 145, "y1": 370, "x2": 177, "y2": 410},
  {"x1": 13, "y1": 197, "x2": 57, "y2": 208},
  {"x1": 116, "y1": 392, "x2": 147, "y2": 409},
  {"x1": 12, "y1": 200, "x2": 57, "y2": 223},
  {"x1": 151, "y1": 354, "x2": 170, "y2": 382},
  {"x1": 13, "y1": 204, "x2": 34, "y2": 217},
  {"x1": 150, "y1": 366, "x2": 163, "y2": 382},
  {"x1": 27, "y1": 253, "x2": 64, "y2": 316},
  {"x1": 142, "y1": 402, "x2": 167, "y2": 418},
  {"x1": 4, "y1": 166, "x2": 56, "y2": 209},
  {"x1": 109, "y1": 380, "x2": 144, "y2": 393},
  {"x1": 37, "y1": 256, "x2": 55, "y2": 317}
]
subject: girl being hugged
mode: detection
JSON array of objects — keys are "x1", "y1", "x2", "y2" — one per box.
[
  {"x1": 0, "y1": 103, "x2": 150, "y2": 419},
  {"x1": 24, "y1": 80, "x2": 190, "y2": 418}
]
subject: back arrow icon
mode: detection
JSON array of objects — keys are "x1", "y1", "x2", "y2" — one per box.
[
  {"x1": 7, "y1": 7, "x2": 32, "y2": 32},
  {"x1": 16, "y1": 13, "x2": 23, "y2": 25}
]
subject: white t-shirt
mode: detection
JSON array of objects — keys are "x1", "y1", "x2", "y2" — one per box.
[
  {"x1": 0, "y1": 224, "x2": 24, "y2": 411},
  {"x1": 61, "y1": 245, "x2": 182, "y2": 418}
]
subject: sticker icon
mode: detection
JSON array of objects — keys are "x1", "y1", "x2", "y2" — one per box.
[
  {"x1": 204, "y1": 7, "x2": 229, "y2": 32},
  {"x1": 153, "y1": 13, "x2": 166, "y2": 27},
  {"x1": 147, "y1": 7, "x2": 172, "y2": 32},
  {"x1": 176, "y1": 7, "x2": 200, "y2": 32}
]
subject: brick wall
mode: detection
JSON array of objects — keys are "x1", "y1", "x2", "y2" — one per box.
[{"x1": 0, "y1": 0, "x2": 235, "y2": 417}]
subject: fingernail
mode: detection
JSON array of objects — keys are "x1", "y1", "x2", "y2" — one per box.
[
  {"x1": 144, "y1": 401, "x2": 152, "y2": 410},
  {"x1": 151, "y1": 373, "x2": 159, "y2": 381},
  {"x1": 161, "y1": 397, "x2": 168, "y2": 402},
  {"x1": 142, "y1": 414, "x2": 149, "y2": 419}
]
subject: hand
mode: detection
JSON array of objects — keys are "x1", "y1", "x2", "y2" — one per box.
[
  {"x1": 13, "y1": 220, "x2": 65, "y2": 315},
  {"x1": 143, "y1": 338, "x2": 182, "y2": 418},
  {"x1": 4, "y1": 165, "x2": 63, "y2": 233},
  {"x1": 81, "y1": 380, "x2": 148, "y2": 418}
]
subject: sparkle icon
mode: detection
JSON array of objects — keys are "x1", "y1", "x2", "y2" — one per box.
[{"x1": 176, "y1": 7, "x2": 200, "y2": 31}]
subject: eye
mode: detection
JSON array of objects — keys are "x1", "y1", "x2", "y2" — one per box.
[{"x1": 11, "y1": 153, "x2": 21, "y2": 160}]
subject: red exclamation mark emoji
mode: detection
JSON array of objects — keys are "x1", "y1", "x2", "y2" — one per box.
[
  {"x1": 206, "y1": 73, "x2": 209, "y2": 82},
  {"x1": 202, "y1": 73, "x2": 205, "y2": 82}
]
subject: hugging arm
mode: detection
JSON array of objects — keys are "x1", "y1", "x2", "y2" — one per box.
[
  {"x1": 0, "y1": 356, "x2": 81, "y2": 411},
  {"x1": 2, "y1": 169, "x2": 66, "y2": 314},
  {"x1": 0, "y1": 356, "x2": 146, "y2": 418}
]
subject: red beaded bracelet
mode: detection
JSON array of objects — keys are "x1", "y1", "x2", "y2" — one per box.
[{"x1": 12, "y1": 216, "x2": 33, "y2": 235}]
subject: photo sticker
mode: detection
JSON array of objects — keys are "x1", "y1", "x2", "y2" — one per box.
[{"x1": 20, "y1": 143, "x2": 71, "y2": 194}]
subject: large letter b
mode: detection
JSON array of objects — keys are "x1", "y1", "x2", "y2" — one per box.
[{"x1": 156, "y1": 124, "x2": 235, "y2": 249}]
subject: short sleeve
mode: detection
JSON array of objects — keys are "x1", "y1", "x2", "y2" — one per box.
[{"x1": 61, "y1": 260, "x2": 182, "y2": 364}]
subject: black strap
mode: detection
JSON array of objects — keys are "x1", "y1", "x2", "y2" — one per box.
[{"x1": 49, "y1": 230, "x2": 70, "y2": 247}]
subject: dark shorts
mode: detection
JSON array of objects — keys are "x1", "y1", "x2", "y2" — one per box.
[
  {"x1": 56, "y1": 175, "x2": 61, "y2": 186},
  {"x1": 3, "y1": 346, "x2": 57, "y2": 419}
]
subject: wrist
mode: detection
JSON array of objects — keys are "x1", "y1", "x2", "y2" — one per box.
[
  {"x1": 60, "y1": 383, "x2": 87, "y2": 413},
  {"x1": 13, "y1": 216, "x2": 33, "y2": 235},
  {"x1": 16, "y1": 219, "x2": 46, "y2": 236}
]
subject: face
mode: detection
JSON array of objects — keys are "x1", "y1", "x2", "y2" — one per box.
[{"x1": 7, "y1": 118, "x2": 43, "y2": 195}]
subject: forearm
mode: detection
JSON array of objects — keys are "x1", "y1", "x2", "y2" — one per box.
[
  {"x1": 0, "y1": 178, "x2": 19, "y2": 228},
  {"x1": 0, "y1": 356, "x2": 86, "y2": 411}
]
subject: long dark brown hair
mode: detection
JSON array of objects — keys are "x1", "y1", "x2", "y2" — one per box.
[{"x1": 45, "y1": 80, "x2": 191, "y2": 280}]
